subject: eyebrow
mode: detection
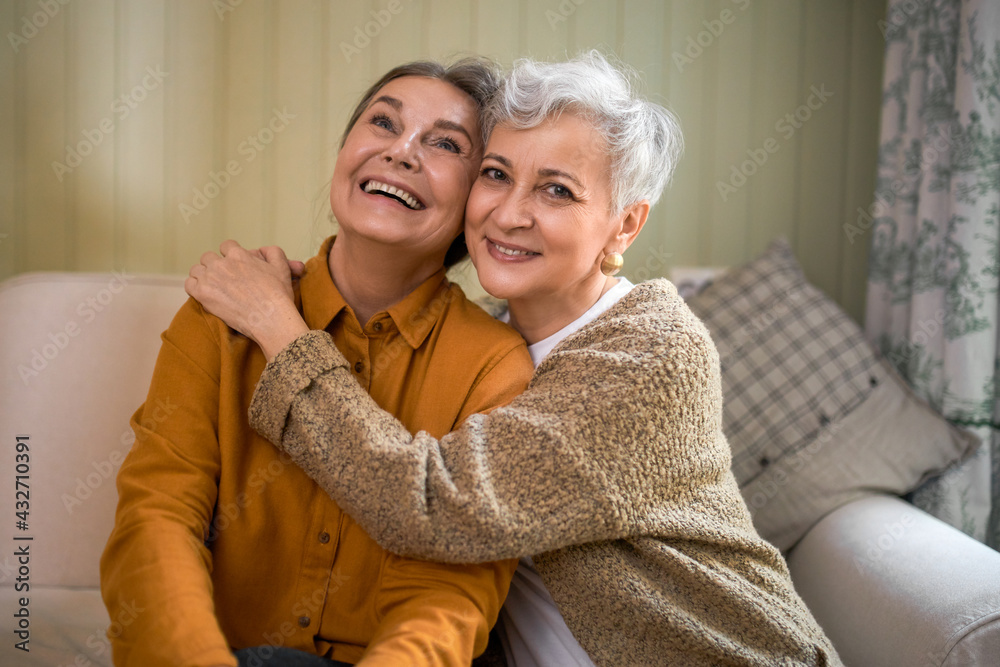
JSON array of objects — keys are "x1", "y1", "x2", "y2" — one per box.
[
  {"x1": 538, "y1": 168, "x2": 584, "y2": 189},
  {"x1": 483, "y1": 153, "x2": 512, "y2": 168},
  {"x1": 369, "y1": 96, "x2": 474, "y2": 146},
  {"x1": 434, "y1": 119, "x2": 473, "y2": 146},
  {"x1": 370, "y1": 95, "x2": 402, "y2": 111}
]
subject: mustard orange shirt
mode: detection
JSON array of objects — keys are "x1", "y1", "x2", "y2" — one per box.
[{"x1": 100, "y1": 236, "x2": 533, "y2": 667}]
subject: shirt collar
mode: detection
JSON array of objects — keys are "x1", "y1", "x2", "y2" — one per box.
[
  {"x1": 299, "y1": 235, "x2": 451, "y2": 349},
  {"x1": 299, "y1": 236, "x2": 348, "y2": 331}
]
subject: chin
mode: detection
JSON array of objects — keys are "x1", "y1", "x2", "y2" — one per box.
[{"x1": 476, "y1": 272, "x2": 530, "y2": 302}]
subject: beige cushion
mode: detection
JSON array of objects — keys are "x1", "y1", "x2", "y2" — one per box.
[
  {"x1": 686, "y1": 240, "x2": 979, "y2": 551},
  {"x1": 0, "y1": 272, "x2": 188, "y2": 587}
]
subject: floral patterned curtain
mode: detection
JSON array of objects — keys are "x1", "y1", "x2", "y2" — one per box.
[{"x1": 865, "y1": 0, "x2": 1000, "y2": 547}]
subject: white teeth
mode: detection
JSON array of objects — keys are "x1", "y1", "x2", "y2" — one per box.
[
  {"x1": 492, "y1": 241, "x2": 537, "y2": 257},
  {"x1": 363, "y1": 180, "x2": 423, "y2": 210}
]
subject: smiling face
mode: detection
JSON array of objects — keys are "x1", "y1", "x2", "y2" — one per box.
[
  {"x1": 466, "y1": 112, "x2": 623, "y2": 305},
  {"x1": 330, "y1": 76, "x2": 482, "y2": 264}
]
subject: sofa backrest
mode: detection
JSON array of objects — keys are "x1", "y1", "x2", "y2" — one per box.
[{"x1": 0, "y1": 272, "x2": 188, "y2": 588}]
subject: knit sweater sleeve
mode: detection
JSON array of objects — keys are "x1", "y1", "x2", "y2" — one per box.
[{"x1": 250, "y1": 284, "x2": 725, "y2": 563}]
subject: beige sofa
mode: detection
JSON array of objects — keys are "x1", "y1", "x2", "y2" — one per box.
[{"x1": 2, "y1": 271, "x2": 999, "y2": 666}]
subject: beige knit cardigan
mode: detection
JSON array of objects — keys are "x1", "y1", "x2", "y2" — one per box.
[{"x1": 249, "y1": 279, "x2": 841, "y2": 667}]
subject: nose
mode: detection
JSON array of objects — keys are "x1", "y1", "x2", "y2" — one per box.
[
  {"x1": 490, "y1": 188, "x2": 533, "y2": 231},
  {"x1": 382, "y1": 131, "x2": 419, "y2": 171}
]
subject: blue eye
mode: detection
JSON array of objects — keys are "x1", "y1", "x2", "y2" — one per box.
[
  {"x1": 436, "y1": 138, "x2": 460, "y2": 153},
  {"x1": 371, "y1": 113, "x2": 394, "y2": 130}
]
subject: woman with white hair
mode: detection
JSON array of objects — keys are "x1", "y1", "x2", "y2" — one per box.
[{"x1": 188, "y1": 51, "x2": 841, "y2": 666}]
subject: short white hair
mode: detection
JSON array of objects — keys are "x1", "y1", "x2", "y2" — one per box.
[{"x1": 484, "y1": 50, "x2": 684, "y2": 214}]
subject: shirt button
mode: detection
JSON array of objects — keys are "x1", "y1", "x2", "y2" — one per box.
[
  {"x1": 354, "y1": 361, "x2": 363, "y2": 373},
  {"x1": 298, "y1": 615, "x2": 310, "y2": 628},
  {"x1": 318, "y1": 531, "x2": 330, "y2": 544},
  {"x1": 373, "y1": 321, "x2": 383, "y2": 332}
]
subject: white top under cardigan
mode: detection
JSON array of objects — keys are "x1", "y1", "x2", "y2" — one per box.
[{"x1": 496, "y1": 278, "x2": 635, "y2": 667}]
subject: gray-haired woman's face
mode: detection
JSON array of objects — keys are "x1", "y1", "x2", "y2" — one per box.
[{"x1": 464, "y1": 112, "x2": 620, "y2": 302}]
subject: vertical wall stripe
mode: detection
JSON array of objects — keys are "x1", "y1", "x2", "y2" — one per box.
[
  {"x1": 73, "y1": 0, "x2": 116, "y2": 272},
  {"x1": 796, "y1": 2, "x2": 852, "y2": 302},
  {"x1": 744, "y1": 3, "x2": 758, "y2": 264},
  {"x1": 698, "y1": 0, "x2": 719, "y2": 265},
  {"x1": 64, "y1": 0, "x2": 75, "y2": 270},
  {"x1": 517, "y1": 0, "x2": 527, "y2": 55},
  {"x1": 0, "y1": 0, "x2": 21, "y2": 275},
  {"x1": 162, "y1": 0, "x2": 174, "y2": 269},
  {"x1": 113, "y1": 0, "x2": 123, "y2": 269},
  {"x1": 745, "y1": 0, "x2": 803, "y2": 259},
  {"x1": 791, "y1": 3, "x2": 807, "y2": 253},
  {"x1": 615, "y1": 0, "x2": 626, "y2": 54},
  {"x1": 214, "y1": 1, "x2": 227, "y2": 247},
  {"x1": 16, "y1": 0, "x2": 25, "y2": 276},
  {"x1": 469, "y1": 0, "x2": 479, "y2": 54},
  {"x1": 708, "y1": 0, "x2": 753, "y2": 268},
  {"x1": 661, "y1": 0, "x2": 711, "y2": 268},
  {"x1": 839, "y1": 0, "x2": 886, "y2": 321},
  {"x1": 834, "y1": 0, "x2": 856, "y2": 298},
  {"x1": 263, "y1": 0, "x2": 276, "y2": 246}
]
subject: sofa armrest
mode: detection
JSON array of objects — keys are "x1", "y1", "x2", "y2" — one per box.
[{"x1": 786, "y1": 493, "x2": 1000, "y2": 666}]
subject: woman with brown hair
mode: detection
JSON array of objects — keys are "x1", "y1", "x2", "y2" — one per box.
[{"x1": 101, "y1": 58, "x2": 534, "y2": 667}]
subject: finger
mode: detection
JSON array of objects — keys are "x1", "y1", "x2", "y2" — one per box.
[
  {"x1": 184, "y1": 275, "x2": 197, "y2": 297},
  {"x1": 288, "y1": 260, "x2": 306, "y2": 278},
  {"x1": 199, "y1": 251, "x2": 221, "y2": 267},
  {"x1": 260, "y1": 245, "x2": 290, "y2": 266},
  {"x1": 188, "y1": 263, "x2": 205, "y2": 280},
  {"x1": 219, "y1": 239, "x2": 245, "y2": 256}
]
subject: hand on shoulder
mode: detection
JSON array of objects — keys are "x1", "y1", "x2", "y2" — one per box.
[{"x1": 185, "y1": 240, "x2": 309, "y2": 359}]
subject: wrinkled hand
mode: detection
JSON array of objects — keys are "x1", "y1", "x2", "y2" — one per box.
[{"x1": 186, "y1": 240, "x2": 309, "y2": 359}]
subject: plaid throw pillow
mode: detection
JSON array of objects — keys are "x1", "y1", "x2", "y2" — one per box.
[
  {"x1": 686, "y1": 239, "x2": 881, "y2": 486},
  {"x1": 686, "y1": 239, "x2": 979, "y2": 550}
]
